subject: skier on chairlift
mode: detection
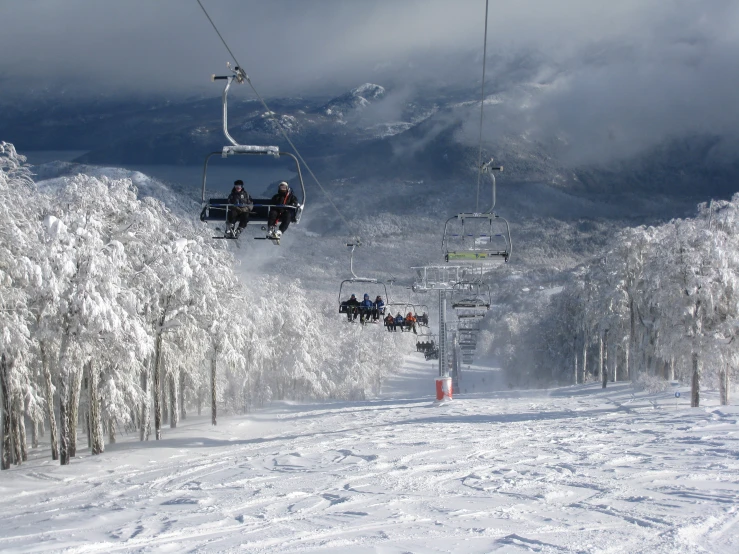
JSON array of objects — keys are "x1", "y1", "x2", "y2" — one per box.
[
  {"x1": 405, "y1": 311, "x2": 418, "y2": 334},
  {"x1": 373, "y1": 295, "x2": 385, "y2": 322},
  {"x1": 345, "y1": 294, "x2": 360, "y2": 322},
  {"x1": 359, "y1": 293, "x2": 374, "y2": 324},
  {"x1": 226, "y1": 180, "x2": 252, "y2": 238},
  {"x1": 267, "y1": 181, "x2": 299, "y2": 239},
  {"x1": 384, "y1": 313, "x2": 396, "y2": 331}
]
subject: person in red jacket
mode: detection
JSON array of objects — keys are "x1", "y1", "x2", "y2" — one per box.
[{"x1": 267, "y1": 181, "x2": 299, "y2": 239}]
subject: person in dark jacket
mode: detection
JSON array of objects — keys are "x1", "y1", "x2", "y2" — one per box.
[
  {"x1": 226, "y1": 180, "x2": 252, "y2": 237},
  {"x1": 345, "y1": 294, "x2": 360, "y2": 322},
  {"x1": 267, "y1": 181, "x2": 299, "y2": 239},
  {"x1": 373, "y1": 295, "x2": 385, "y2": 322},
  {"x1": 384, "y1": 313, "x2": 396, "y2": 331}
]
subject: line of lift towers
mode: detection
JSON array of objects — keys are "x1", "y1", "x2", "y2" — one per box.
[
  {"x1": 338, "y1": 162, "x2": 512, "y2": 397},
  {"x1": 412, "y1": 162, "x2": 511, "y2": 395}
]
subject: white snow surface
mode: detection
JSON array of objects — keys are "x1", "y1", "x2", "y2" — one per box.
[{"x1": 2, "y1": 356, "x2": 739, "y2": 553}]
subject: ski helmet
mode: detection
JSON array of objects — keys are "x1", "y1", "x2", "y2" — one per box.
[{"x1": 278, "y1": 181, "x2": 289, "y2": 192}]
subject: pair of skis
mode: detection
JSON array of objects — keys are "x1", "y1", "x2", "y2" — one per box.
[{"x1": 213, "y1": 226, "x2": 280, "y2": 245}]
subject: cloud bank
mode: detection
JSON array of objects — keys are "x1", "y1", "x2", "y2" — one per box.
[{"x1": 2, "y1": 0, "x2": 738, "y2": 165}]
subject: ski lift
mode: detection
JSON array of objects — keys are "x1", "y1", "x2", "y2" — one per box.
[
  {"x1": 199, "y1": 66, "x2": 306, "y2": 241},
  {"x1": 338, "y1": 242, "x2": 389, "y2": 322},
  {"x1": 451, "y1": 281, "x2": 491, "y2": 310},
  {"x1": 416, "y1": 334, "x2": 437, "y2": 355},
  {"x1": 442, "y1": 161, "x2": 511, "y2": 264},
  {"x1": 385, "y1": 302, "x2": 413, "y2": 319},
  {"x1": 412, "y1": 303, "x2": 430, "y2": 327},
  {"x1": 451, "y1": 281, "x2": 491, "y2": 320}
]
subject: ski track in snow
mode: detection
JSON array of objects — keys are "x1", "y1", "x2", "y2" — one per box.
[{"x1": 2, "y1": 357, "x2": 739, "y2": 553}]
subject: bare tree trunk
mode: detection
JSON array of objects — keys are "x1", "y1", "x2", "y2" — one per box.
[
  {"x1": 582, "y1": 337, "x2": 588, "y2": 383},
  {"x1": 601, "y1": 330, "x2": 608, "y2": 389},
  {"x1": 140, "y1": 366, "x2": 150, "y2": 441},
  {"x1": 668, "y1": 357, "x2": 675, "y2": 381},
  {"x1": 153, "y1": 332, "x2": 163, "y2": 440},
  {"x1": 89, "y1": 360, "x2": 104, "y2": 455},
  {"x1": 169, "y1": 373, "x2": 178, "y2": 429},
  {"x1": 613, "y1": 347, "x2": 618, "y2": 383},
  {"x1": 211, "y1": 351, "x2": 217, "y2": 426},
  {"x1": 690, "y1": 352, "x2": 700, "y2": 408},
  {"x1": 17, "y1": 406, "x2": 28, "y2": 462},
  {"x1": 32, "y1": 417, "x2": 39, "y2": 449},
  {"x1": 40, "y1": 344, "x2": 59, "y2": 460},
  {"x1": 197, "y1": 386, "x2": 203, "y2": 416},
  {"x1": 624, "y1": 346, "x2": 630, "y2": 381},
  {"x1": 108, "y1": 418, "x2": 116, "y2": 444},
  {"x1": 574, "y1": 335, "x2": 578, "y2": 385},
  {"x1": 598, "y1": 333, "x2": 604, "y2": 383},
  {"x1": 1, "y1": 354, "x2": 12, "y2": 470},
  {"x1": 59, "y1": 376, "x2": 70, "y2": 466},
  {"x1": 719, "y1": 365, "x2": 730, "y2": 406},
  {"x1": 68, "y1": 367, "x2": 83, "y2": 458},
  {"x1": 178, "y1": 369, "x2": 186, "y2": 421},
  {"x1": 162, "y1": 372, "x2": 169, "y2": 426}
]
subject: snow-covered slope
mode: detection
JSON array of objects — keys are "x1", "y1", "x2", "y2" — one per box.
[{"x1": 1, "y1": 355, "x2": 737, "y2": 553}]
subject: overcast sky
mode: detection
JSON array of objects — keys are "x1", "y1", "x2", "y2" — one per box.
[{"x1": 2, "y1": 0, "x2": 738, "y2": 164}]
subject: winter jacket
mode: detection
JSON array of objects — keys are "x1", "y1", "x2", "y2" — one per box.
[
  {"x1": 228, "y1": 188, "x2": 253, "y2": 209},
  {"x1": 394, "y1": 315, "x2": 404, "y2": 325},
  {"x1": 374, "y1": 299, "x2": 385, "y2": 311},
  {"x1": 360, "y1": 296, "x2": 374, "y2": 310},
  {"x1": 271, "y1": 189, "x2": 299, "y2": 208},
  {"x1": 346, "y1": 297, "x2": 360, "y2": 308}
]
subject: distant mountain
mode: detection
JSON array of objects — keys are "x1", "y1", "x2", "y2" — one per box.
[
  {"x1": 3, "y1": 80, "x2": 739, "y2": 210},
  {"x1": 320, "y1": 83, "x2": 386, "y2": 119}
]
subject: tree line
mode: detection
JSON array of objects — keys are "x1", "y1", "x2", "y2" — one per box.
[
  {"x1": 0, "y1": 142, "x2": 410, "y2": 469},
  {"x1": 492, "y1": 198, "x2": 738, "y2": 404}
]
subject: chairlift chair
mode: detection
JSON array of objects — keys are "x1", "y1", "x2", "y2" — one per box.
[
  {"x1": 338, "y1": 242, "x2": 389, "y2": 323},
  {"x1": 442, "y1": 161, "x2": 511, "y2": 264},
  {"x1": 412, "y1": 303, "x2": 430, "y2": 327},
  {"x1": 451, "y1": 281, "x2": 491, "y2": 310},
  {"x1": 199, "y1": 67, "x2": 306, "y2": 240}
]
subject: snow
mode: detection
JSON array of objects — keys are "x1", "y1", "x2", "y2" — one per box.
[{"x1": 2, "y1": 355, "x2": 738, "y2": 553}]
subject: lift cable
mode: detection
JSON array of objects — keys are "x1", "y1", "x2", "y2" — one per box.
[{"x1": 474, "y1": 0, "x2": 490, "y2": 213}]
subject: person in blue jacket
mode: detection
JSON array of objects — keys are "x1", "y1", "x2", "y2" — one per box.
[
  {"x1": 359, "y1": 293, "x2": 374, "y2": 324},
  {"x1": 394, "y1": 312, "x2": 405, "y2": 331},
  {"x1": 373, "y1": 295, "x2": 385, "y2": 322}
]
